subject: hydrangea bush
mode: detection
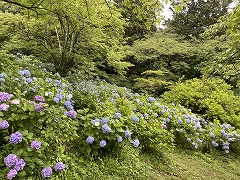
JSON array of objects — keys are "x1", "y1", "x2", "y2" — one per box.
[{"x1": 0, "y1": 53, "x2": 240, "y2": 179}]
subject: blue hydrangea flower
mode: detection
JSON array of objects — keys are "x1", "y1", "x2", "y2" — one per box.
[
  {"x1": 86, "y1": 136, "x2": 94, "y2": 144},
  {"x1": 212, "y1": 141, "x2": 218, "y2": 147},
  {"x1": 124, "y1": 130, "x2": 131, "y2": 139},
  {"x1": 115, "y1": 112, "x2": 121, "y2": 119},
  {"x1": 56, "y1": 93, "x2": 63, "y2": 100},
  {"x1": 64, "y1": 101, "x2": 73, "y2": 109},
  {"x1": 102, "y1": 124, "x2": 111, "y2": 133},
  {"x1": 54, "y1": 97, "x2": 60, "y2": 103},
  {"x1": 10, "y1": 131, "x2": 22, "y2": 144},
  {"x1": 54, "y1": 80, "x2": 61, "y2": 86},
  {"x1": 187, "y1": 138, "x2": 191, "y2": 142},
  {"x1": 23, "y1": 70, "x2": 31, "y2": 76},
  {"x1": 42, "y1": 166, "x2": 52, "y2": 178},
  {"x1": 139, "y1": 102, "x2": 143, "y2": 106},
  {"x1": 100, "y1": 140, "x2": 106, "y2": 147},
  {"x1": 27, "y1": 78, "x2": 32, "y2": 83},
  {"x1": 147, "y1": 97, "x2": 155, "y2": 102},
  {"x1": 101, "y1": 117, "x2": 109, "y2": 124},
  {"x1": 132, "y1": 115, "x2": 139, "y2": 123},
  {"x1": 117, "y1": 136, "x2": 123, "y2": 143},
  {"x1": 133, "y1": 139, "x2": 140, "y2": 147},
  {"x1": 210, "y1": 132, "x2": 215, "y2": 138},
  {"x1": 154, "y1": 113, "x2": 158, "y2": 117},
  {"x1": 178, "y1": 119, "x2": 183, "y2": 124}
]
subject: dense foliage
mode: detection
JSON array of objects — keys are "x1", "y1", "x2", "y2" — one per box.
[
  {"x1": 0, "y1": 53, "x2": 240, "y2": 179},
  {"x1": 165, "y1": 0, "x2": 233, "y2": 38},
  {"x1": 0, "y1": 1, "x2": 240, "y2": 179}
]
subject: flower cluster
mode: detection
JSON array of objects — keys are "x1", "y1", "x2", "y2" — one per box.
[
  {"x1": 0, "y1": 103, "x2": 9, "y2": 111},
  {"x1": 102, "y1": 124, "x2": 111, "y2": 134},
  {"x1": 30, "y1": 140, "x2": 41, "y2": 150},
  {"x1": 86, "y1": 136, "x2": 94, "y2": 144},
  {"x1": 42, "y1": 162, "x2": 66, "y2": 178},
  {"x1": 0, "y1": 92, "x2": 12, "y2": 102},
  {"x1": 10, "y1": 131, "x2": 23, "y2": 145},
  {"x1": 4, "y1": 154, "x2": 26, "y2": 179},
  {"x1": 66, "y1": 110, "x2": 77, "y2": 118},
  {"x1": 18, "y1": 70, "x2": 31, "y2": 76},
  {"x1": 34, "y1": 95, "x2": 45, "y2": 102},
  {"x1": 0, "y1": 120, "x2": 9, "y2": 129}
]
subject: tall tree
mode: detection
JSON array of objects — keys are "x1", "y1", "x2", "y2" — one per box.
[
  {"x1": 113, "y1": 0, "x2": 164, "y2": 45},
  {"x1": 164, "y1": 0, "x2": 233, "y2": 39},
  {"x1": 0, "y1": 0, "x2": 132, "y2": 79}
]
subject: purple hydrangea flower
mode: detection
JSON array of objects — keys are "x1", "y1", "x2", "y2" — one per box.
[
  {"x1": 7, "y1": 169, "x2": 18, "y2": 180},
  {"x1": 117, "y1": 136, "x2": 123, "y2": 143},
  {"x1": 54, "y1": 162, "x2": 66, "y2": 172},
  {"x1": 100, "y1": 140, "x2": 106, "y2": 147},
  {"x1": 133, "y1": 139, "x2": 140, "y2": 147},
  {"x1": 86, "y1": 136, "x2": 94, "y2": 144},
  {"x1": 102, "y1": 124, "x2": 111, "y2": 134},
  {"x1": 34, "y1": 95, "x2": 45, "y2": 102},
  {"x1": 14, "y1": 159, "x2": 26, "y2": 171},
  {"x1": 10, "y1": 131, "x2": 23, "y2": 144},
  {"x1": 4, "y1": 154, "x2": 18, "y2": 167},
  {"x1": 30, "y1": 140, "x2": 41, "y2": 150},
  {"x1": 162, "y1": 124, "x2": 167, "y2": 129},
  {"x1": 0, "y1": 103, "x2": 9, "y2": 111},
  {"x1": 66, "y1": 110, "x2": 77, "y2": 118},
  {"x1": 36, "y1": 102, "x2": 46, "y2": 112},
  {"x1": 42, "y1": 166, "x2": 52, "y2": 178},
  {"x1": 154, "y1": 113, "x2": 158, "y2": 117},
  {"x1": 124, "y1": 130, "x2": 131, "y2": 139},
  {"x1": 0, "y1": 120, "x2": 9, "y2": 129},
  {"x1": 115, "y1": 112, "x2": 121, "y2": 119},
  {"x1": 0, "y1": 92, "x2": 12, "y2": 102}
]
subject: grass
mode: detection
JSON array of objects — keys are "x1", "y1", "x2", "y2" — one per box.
[{"x1": 61, "y1": 145, "x2": 240, "y2": 180}]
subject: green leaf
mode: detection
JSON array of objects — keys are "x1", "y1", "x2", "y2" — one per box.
[{"x1": 18, "y1": 170, "x2": 26, "y2": 177}]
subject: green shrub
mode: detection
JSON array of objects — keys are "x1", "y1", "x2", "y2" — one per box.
[{"x1": 162, "y1": 77, "x2": 240, "y2": 128}]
